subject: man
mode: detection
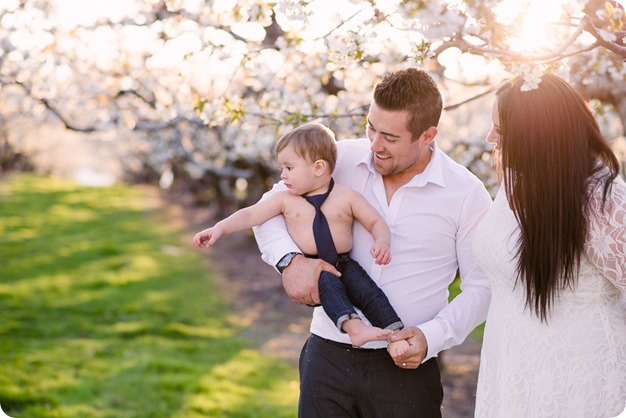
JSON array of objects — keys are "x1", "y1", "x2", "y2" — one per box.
[{"x1": 253, "y1": 68, "x2": 492, "y2": 417}]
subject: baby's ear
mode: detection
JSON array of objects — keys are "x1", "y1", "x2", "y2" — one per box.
[{"x1": 314, "y1": 159, "x2": 328, "y2": 175}]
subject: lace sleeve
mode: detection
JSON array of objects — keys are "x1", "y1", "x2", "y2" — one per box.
[{"x1": 585, "y1": 175, "x2": 626, "y2": 303}]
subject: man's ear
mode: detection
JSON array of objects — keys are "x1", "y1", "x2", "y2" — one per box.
[
  {"x1": 314, "y1": 159, "x2": 328, "y2": 176},
  {"x1": 420, "y1": 126, "x2": 438, "y2": 147}
]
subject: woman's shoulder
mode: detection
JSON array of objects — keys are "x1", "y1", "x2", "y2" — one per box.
[
  {"x1": 605, "y1": 175, "x2": 626, "y2": 210},
  {"x1": 586, "y1": 170, "x2": 626, "y2": 227},
  {"x1": 588, "y1": 167, "x2": 626, "y2": 202}
]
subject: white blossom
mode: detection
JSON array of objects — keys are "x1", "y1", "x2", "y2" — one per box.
[
  {"x1": 2, "y1": 0, "x2": 625, "y2": 195},
  {"x1": 511, "y1": 63, "x2": 531, "y2": 76},
  {"x1": 511, "y1": 63, "x2": 546, "y2": 91},
  {"x1": 521, "y1": 73, "x2": 542, "y2": 91},
  {"x1": 464, "y1": 20, "x2": 481, "y2": 36},
  {"x1": 274, "y1": 0, "x2": 310, "y2": 22},
  {"x1": 598, "y1": 29, "x2": 617, "y2": 42}
]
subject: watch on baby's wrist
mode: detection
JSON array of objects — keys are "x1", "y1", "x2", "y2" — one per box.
[{"x1": 276, "y1": 252, "x2": 303, "y2": 274}]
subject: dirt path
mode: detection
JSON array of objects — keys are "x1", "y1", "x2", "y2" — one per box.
[{"x1": 180, "y1": 195, "x2": 481, "y2": 418}]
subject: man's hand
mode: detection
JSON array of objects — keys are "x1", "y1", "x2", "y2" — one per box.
[
  {"x1": 387, "y1": 326, "x2": 428, "y2": 369},
  {"x1": 282, "y1": 255, "x2": 340, "y2": 305}
]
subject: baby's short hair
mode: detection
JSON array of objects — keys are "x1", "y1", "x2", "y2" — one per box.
[{"x1": 275, "y1": 122, "x2": 337, "y2": 172}]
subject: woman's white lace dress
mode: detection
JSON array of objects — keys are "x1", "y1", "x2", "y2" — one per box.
[{"x1": 473, "y1": 176, "x2": 626, "y2": 418}]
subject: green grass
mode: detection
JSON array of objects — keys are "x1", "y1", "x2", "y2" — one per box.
[{"x1": 0, "y1": 174, "x2": 298, "y2": 418}]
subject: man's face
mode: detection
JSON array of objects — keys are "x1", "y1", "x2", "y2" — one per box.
[{"x1": 366, "y1": 100, "x2": 431, "y2": 179}]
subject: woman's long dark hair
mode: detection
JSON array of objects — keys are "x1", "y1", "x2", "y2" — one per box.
[{"x1": 496, "y1": 74, "x2": 619, "y2": 321}]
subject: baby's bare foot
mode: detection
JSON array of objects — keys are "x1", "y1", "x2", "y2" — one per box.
[
  {"x1": 388, "y1": 339, "x2": 410, "y2": 356},
  {"x1": 343, "y1": 319, "x2": 391, "y2": 347}
]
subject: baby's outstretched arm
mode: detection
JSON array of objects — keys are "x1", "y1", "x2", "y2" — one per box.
[{"x1": 193, "y1": 193, "x2": 285, "y2": 249}]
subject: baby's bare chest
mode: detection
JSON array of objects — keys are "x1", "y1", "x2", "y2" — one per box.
[{"x1": 283, "y1": 196, "x2": 352, "y2": 227}]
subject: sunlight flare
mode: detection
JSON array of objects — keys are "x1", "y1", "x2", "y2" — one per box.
[{"x1": 494, "y1": 0, "x2": 574, "y2": 55}]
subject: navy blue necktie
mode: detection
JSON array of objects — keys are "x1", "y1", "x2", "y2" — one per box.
[{"x1": 303, "y1": 178, "x2": 338, "y2": 265}]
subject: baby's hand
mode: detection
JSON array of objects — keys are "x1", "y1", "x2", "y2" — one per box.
[
  {"x1": 370, "y1": 242, "x2": 391, "y2": 265},
  {"x1": 193, "y1": 227, "x2": 221, "y2": 248}
]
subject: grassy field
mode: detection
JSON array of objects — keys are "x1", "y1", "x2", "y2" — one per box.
[{"x1": 0, "y1": 174, "x2": 299, "y2": 418}]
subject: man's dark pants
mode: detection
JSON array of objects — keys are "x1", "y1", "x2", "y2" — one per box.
[{"x1": 298, "y1": 334, "x2": 443, "y2": 418}]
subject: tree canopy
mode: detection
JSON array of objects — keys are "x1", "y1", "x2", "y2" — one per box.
[{"x1": 1, "y1": 0, "x2": 624, "y2": 202}]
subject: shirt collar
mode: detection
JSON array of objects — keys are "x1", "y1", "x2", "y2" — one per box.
[{"x1": 357, "y1": 141, "x2": 446, "y2": 188}]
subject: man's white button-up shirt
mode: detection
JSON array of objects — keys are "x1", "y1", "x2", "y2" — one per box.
[{"x1": 253, "y1": 138, "x2": 492, "y2": 360}]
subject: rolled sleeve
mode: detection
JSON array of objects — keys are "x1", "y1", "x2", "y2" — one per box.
[{"x1": 252, "y1": 182, "x2": 300, "y2": 270}]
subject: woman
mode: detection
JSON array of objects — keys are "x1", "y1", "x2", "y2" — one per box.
[{"x1": 474, "y1": 74, "x2": 626, "y2": 417}]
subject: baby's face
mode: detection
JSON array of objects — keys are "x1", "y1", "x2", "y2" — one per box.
[{"x1": 277, "y1": 144, "x2": 317, "y2": 195}]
